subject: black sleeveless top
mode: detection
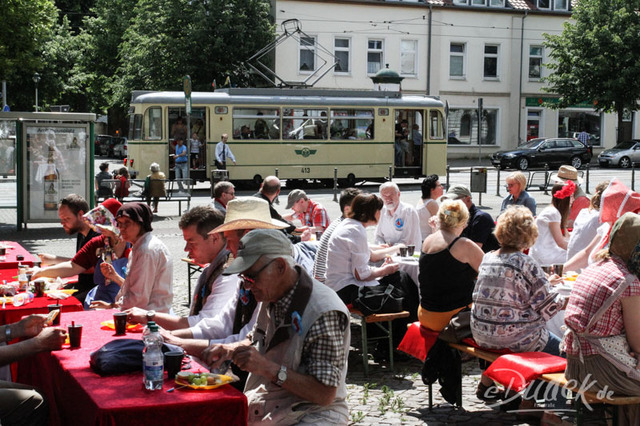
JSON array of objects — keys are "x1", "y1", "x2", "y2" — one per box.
[{"x1": 419, "y1": 236, "x2": 477, "y2": 312}]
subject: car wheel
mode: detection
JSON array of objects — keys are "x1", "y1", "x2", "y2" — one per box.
[
  {"x1": 516, "y1": 157, "x2": 529, "y2": 171},
  {"x1": 570, "y1": 156, "x2": 583, "y2": 169},
  {"x1": 619, "y1": 156, "x2": 631, "y2": 168}
]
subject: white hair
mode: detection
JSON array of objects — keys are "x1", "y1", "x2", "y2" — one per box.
[{"x1": 379, "y1": 182, "x2": 399, "y2": 193}]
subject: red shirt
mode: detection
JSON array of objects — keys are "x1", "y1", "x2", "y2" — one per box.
[
  {"x1": 295, "y1": 200, "x2": 330, "y2": 231},
  {"x1": 72, "y1": 235, "x2": 131, "y2": 271}
]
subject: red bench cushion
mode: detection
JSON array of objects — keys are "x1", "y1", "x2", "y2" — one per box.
[
  {"x1": 483, "y1": 352, "x2": 567, "y2": 392},
  {"x1": 397, "y1": 322, "x2": 439, "y2": 361}
]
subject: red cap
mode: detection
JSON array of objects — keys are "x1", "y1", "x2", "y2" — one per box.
[{"x1": 101, "y1": 198, "x2": 122, "y2": 217}]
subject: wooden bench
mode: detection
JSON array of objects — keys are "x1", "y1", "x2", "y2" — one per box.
[
  {"x1": 349, "y1": 308, "x2": 410, "y2": 376},
  {"x1": 96, "y1": 178, "x2": 192, "y2": 215},
  {"x1": 442, "y1": 342, "x2": 640, "y2": 425}
]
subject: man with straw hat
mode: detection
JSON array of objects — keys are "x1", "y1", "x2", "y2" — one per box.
[
  {"x1": 551, "y1": 165, "x2": 590, "y2": 228},
  {"x1": 202, "y1": 229, "x2": 350, "y2": 425}
]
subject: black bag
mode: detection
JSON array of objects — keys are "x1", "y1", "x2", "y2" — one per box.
[
  {"x1": 438, "y1": 308, "x2": 472, "y2": 344},
  {"x1": 352, "y1": 283, "x2": 405, "y2": 316},
  {"x1": 89, "y1": 339, "x2": 183, "y2": 376}
]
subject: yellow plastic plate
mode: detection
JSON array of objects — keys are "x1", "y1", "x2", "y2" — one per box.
[{"x1": 174, "y1": 373, "x2": 235, "y2": 390}]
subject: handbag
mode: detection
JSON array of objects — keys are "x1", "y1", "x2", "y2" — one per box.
[
  {"x1": 352, "y1": 283, "x2": 405, "y2": 316},
  {"x1": 89, "y1": 339, "x2": 183, "y2": 376}
]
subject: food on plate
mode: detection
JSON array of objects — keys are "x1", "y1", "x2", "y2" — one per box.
[
  {"x1": 563, "y1": 271, "x2": 579, "y2": 281},
  {"x1": 175, "y1": 372, "x2": 228, "y2": 388}
]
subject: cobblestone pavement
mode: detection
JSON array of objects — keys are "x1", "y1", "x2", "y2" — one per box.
[{"x1": 2, "y1": 162, "x2": 629, "y2": 425}]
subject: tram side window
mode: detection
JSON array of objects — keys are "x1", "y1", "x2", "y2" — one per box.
[
  {"x1": 129, "y1": 114, "x2": 142, "y2": 140},
  {"x1": 330, "y1": 109, "x2": 374, "y2": 140},
  {"x1": 144, "y1": 107, "x2": 162, "y2": 140},
  {"x1": 232, "y1": 108, "x2": 280, "y2": 139},
  {"x1": 429, "y1": 110, "x2": 445, "y2": 140},
  {"x1": 282, "y1": 108, "x2": 328, "y2": 140}
]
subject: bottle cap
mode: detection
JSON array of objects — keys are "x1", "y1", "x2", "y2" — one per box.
[{"x1": 149, "y1": 323, "x2": 159, "y2": 332}]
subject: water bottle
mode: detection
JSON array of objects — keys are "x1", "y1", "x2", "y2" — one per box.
[{"x1": 142, "y1": 322, "x2": 164, "y2": 390}]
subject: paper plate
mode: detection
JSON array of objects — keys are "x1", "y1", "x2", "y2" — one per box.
[
  {"x1": 174, "y1": 373, "x2": 235, "y2": 390},
  {"x1": 45, "y1": 289, "x2": 78, "y2": 295},
  {"x1": 100, "y1": 320, "x2": 144, "y2": 332}
]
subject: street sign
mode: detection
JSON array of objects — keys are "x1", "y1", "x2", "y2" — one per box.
[
  {"x1": 2, "y1": 105, "x2": 9, "y2": 112},
  {"x1": 183, "y1": 75, "x2": 192, "y2": 115}
]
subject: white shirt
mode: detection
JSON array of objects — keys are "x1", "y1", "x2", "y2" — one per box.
[
  {"x1": 215, "y1": 142, "x2": 235, "y2": 163},
  {"x1": 187, "y1": 270, "x2": 240, "y2": 327},
  {"x1": 190, "y1": 138, "x2": 200, "y2": 153},
  {"x1": 116, "y1": 232, "x2": 173, "y2": 313},
  {"x1": 416, "y1": 198, "x2": 437, "y2": 242},
  {"x1": 566, "y1": 209, "x2": 599, "y2": 260},
  {"x1": 325, "y1": 218, "x2": 377, "y2": 292},
  {"x1": 374, "y1": 201, "x2": 422, "y2": 249},
  {"x1": 189, "y1": 285, "x2": 259, "y2": 344},
  {"x1": 530, "y1": 206, "x2": 567, "y2": 266}
]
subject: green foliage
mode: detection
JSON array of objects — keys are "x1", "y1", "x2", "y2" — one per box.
[{"x1": 544, "y1": 0, "x2": 640, "y2": 116}]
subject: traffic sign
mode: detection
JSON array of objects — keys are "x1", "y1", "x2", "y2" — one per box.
[
  {"x1": 183, "y1": 75, "x2": 191, "y2": 98},
  {"x1": 2, "y1": 105, "x2": 9, "y2": 112}
]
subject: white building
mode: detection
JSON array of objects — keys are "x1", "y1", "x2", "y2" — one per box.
[{"x1": 273, "y1": 0, "x2": 632, "y2": 158}]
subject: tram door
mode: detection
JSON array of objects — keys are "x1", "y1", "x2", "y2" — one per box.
[
  {"x1": 168, "y1": 107, "x2": 207, "y2": 180},
  {"x1": 394, "y1": 109, "x2": 424, "y2": 176}
]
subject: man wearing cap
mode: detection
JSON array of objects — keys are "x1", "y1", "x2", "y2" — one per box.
[
  {"x1": 443, "y1": 184, "x2": 500, "y2": 252},
  {"x1": 202, "y1": 229, "x2": 350, "y2": 425},
  {"x1": 253, "y1": 176, "x2": 310, "y2": 242},
  {"x1": 551, "y1": 165, "x2": 590, "y2": 228},
  {"x1": 374, "y1": 182, "x2": 421, "y2": 250},
  {"x1": 211, "y1": 181, "x2": 235, "y2": 214},
  {"x1": 35, "y1": 196, "x2": 120, "y2": 303},
  {"x1": 124, "y1": 206, "x2": 239, "y2": 330},
  {"x1": 284, "y1": 189, "x2": 331, "y2": 232}
]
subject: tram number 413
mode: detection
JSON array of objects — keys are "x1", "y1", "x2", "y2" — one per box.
[{"x1": 301, "y1": 167, "x2": 311, "y2": 173}]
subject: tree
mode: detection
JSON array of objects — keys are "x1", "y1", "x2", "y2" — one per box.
[
  {"x1": 111, "y1": 0, "x2": 274, "y2": 109},
  {"x1": 544, "y1": 0, "x2": 640, "y2": 142},
  {"x1": 0, "y1": 0, "x2": 58, "y2": 109}
]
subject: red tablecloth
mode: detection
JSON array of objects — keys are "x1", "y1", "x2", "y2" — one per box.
[
  {"x1": 0, "y1": 241, "x2": 39, "y2": 269},
  {"x1": 17, "y1": 309, "x2": 248, "y2": 426},
  {"x1": 0, "y1": 294, "x2": 83, "y2": 325}
]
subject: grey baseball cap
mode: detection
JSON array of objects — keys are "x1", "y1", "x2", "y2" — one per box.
[
  {"x1": 441, "y1": 184, "x2": 472, "y2": 200},
  {"x1": 224, "y1": 229, "x2": 294, "y2": 275},
  {"x1": 286, "y1": 189, "x2": 308, "y2": 209}
]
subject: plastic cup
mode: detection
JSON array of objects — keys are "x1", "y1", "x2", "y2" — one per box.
[
  {"x1": 34, "y1": 280, "x2": 46, "y2": 297},
  {"x1": 164, "y1": 351, "x2": 184, "y2": 380},
  {"x1": 315, "y1": 231, "x2": 323, "y2": 241},
  {"x1": 0, "y1": 247, "x2": 6, "y2": 256},
  {"x1": 399, "y1": 246, "x2": 408, "y2": 257},
  {"x1": 553, "y1": 264, "x2": 564, "y2": 277},
  {"x1": 113, "y1": 312, "x2": 128, "y2": 336},
  {"x1": 47, "y1": 304, "x2": 61, "y2": 326},
  {"x1": 407, "y1": 245, "x2": 415, "y2": 257},
  {"x1": 68, "y1": 323, "x2": 83, "y2": 348},
  {"x1": 541, "y1": 265, "x2": 553, "y2": 275}
]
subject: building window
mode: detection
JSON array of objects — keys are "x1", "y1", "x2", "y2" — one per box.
[
  {"x1": 484, "y1": 44, "x2": 499, "y2": 79},
  {"x1": 558, "y1": 110, "x2": 602, "y2": 146},
  {"x1": 527, "y1": 110, "x2": 542, "y2": 140},
  {"x1": 367, "y1": 40, "x2": 384, "y2": 74},
  {"x1": 472, "y1": 0, "x2": 486, "y2": 5},
  {"x1": 449, "y1": 43, "x2": 465, "y2": 78},
  {"x1": 453, "y1": 0, "x2": 468, "y2": 3},
  {"x1": 538, "y1": 0, "x2": 550, "y2": 9},
  {"x1": 447, "y1": 107, "x2": 498, "y2": 145},
  {"x1": 334, "y1": 38, "x2": 350, "y2": 73},
  {"x1": 529, "y1": 46, "x2": 543, "y2": 79},
  {"x1": 299, "y1": 36, "x2": 316, "y2": 72},
  {"x1": 400, "y1": 40, "x2": 417, "y2": 76},
  {"x1": 554, "y1": 0, "x2": 568, "y2": 10},
  {"x1": 490, "y1": 0, "x2": 505, "y2": 6}
]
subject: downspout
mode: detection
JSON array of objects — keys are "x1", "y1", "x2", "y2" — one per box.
[
  {"x1": 516, "y1": 11, "x2": 528, "y2": 146},
  {"x1": 427, "y1": 5, "x2": 433, "y2": 95}
]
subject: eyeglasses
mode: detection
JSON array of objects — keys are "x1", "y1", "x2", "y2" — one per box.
[{"x1": 239, "y1": 259, "x2": 276, "y2": 285}]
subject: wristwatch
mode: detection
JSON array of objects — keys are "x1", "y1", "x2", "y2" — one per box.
[
  {"x1": 274, "y1": 365, "x2": 287, "y2": 387},
  {"x1": 146, "y1": 310, "x2": 156, "y2": 323}
]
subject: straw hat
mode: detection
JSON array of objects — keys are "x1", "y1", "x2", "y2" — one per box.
[
  {"x1": 209, "y1": 197, "x2": 289, "y2": 234},
  {"x1": 224, "y1": 229, "x2": 294, "y2": 275},
  {"x1": 550, "y1": 165, "x2": 583, "y2": 184}
]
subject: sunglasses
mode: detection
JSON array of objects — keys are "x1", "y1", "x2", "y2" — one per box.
[{"x1": 239, "y1": 259, "x2": 276, "y2": 285}]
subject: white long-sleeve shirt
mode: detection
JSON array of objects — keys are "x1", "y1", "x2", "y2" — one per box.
[
  {"x1": 215, "y1": 142, "x2": 236, "y2": 163},
  {"x1": 116, "y1": 232, "x2": 173, "y2": 313}
]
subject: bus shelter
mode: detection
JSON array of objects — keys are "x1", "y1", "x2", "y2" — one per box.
[{"x1": 0, "y1": 112, "x2": 95, "y2": 230}]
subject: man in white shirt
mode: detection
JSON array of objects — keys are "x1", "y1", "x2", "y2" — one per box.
[
  {"x1": 374, "y1": 182, "x2": 422, "y2": 250},
  {"x1": 214, "y1": 134, "x2": 236, "y2": 170},
  {"x1": 124, "y1": 206, "x2": 238, "y2": 329}
]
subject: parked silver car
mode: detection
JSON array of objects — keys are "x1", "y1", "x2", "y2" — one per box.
[{"x1": 598, "y1": 140, "x2": 640, "y2": 168}]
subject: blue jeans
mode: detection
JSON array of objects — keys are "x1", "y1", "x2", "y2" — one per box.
[
  {"x1": 175, "y1": 161, "x2": 187, "y2": 190},
  {"x1": 541, "y1": 331, "x2": 563, "y2": 357}
]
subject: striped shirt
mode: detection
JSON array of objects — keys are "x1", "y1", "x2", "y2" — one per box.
[{"x1": 312, "y1": 216, "x2": 344, "y2": 283}]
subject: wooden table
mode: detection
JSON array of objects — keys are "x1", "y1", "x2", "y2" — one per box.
[
  {"x1": 181, "y1": 258, "x2": 207, "y2": 307},
  {"x1": 17, "y1": 309, "x2": 248, "y2": 426}
]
